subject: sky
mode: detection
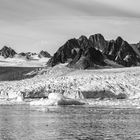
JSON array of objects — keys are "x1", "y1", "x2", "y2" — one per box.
[{"x1": 0, "y1": 0, "x2": 140, "y2": 54}]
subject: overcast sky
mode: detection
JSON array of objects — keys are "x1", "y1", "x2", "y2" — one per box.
[{"x1": 0, "y1": 0, "x2": 140, "y2": 54}]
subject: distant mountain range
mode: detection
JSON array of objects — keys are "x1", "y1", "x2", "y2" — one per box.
[
  {"x1": 47, "y1": 34, "x2": 140, "y2": 69},
  {"x1": 1, "y1": 34, "x2": 140, "y2": 69},
  {"x1": 0, "y1": 46, "x2": 51, "y2": 60}
]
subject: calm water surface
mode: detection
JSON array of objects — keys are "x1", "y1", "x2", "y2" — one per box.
[{"x1": 0, "y1": 105, "x2": 140, "y2": 140}]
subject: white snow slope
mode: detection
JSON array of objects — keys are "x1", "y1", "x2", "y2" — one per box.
[{"x1": 0, "y1": 65, "x2": 140, "y2": 107}]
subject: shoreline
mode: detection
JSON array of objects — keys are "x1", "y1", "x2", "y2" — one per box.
[{"x1": 1, "y1": 98, "x2": 140, "y2": 109}]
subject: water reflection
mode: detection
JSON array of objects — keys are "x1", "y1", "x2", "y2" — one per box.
[
  {"x1": 0, "y1": 105, "x2": 32, "y2": 140},
  {"x1": 0, "y1": 105, "x2": 140, "y2": 140}
]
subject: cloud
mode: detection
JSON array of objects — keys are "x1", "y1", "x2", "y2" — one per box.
[
  {"x1": 0, "y1": 0, "x2": 140, "y2": 22},
  {"x1": 95, "y1": 0, "x2": 140, "y2": 18},
  {"x1": 0, "y1": 0, "x2": 140, "y2": 53}
]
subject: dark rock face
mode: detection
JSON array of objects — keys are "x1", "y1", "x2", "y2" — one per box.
[
  {"x1": 132, "y1": 42, "x2": 140, "y2": 51},
  {"x1": 38, "y1": 50, "x2": 51, "y2": 58},
  {"x1": 19, "y1": 51, "x2": 51, "y2": 60},
  {"x1": 137, "y1": 42, "x2": 140, "y2": 52},
  {"x1": 130, "y1": 42, "x2": 140, "y2": 63},
  {"x1": 0, "y1": 46, "x2": 17, "y2": 58},
  {"x1": 89, "y1": 34, "x2": 108, "y2": 52},
  {"x1": 47, "y1": 35, "x2": 106, "y2": 69},
  {"x1": 115, "y1": 41, "x2": 137, "y2": 67},
  {"x1": 19, "y1": 52, "x2": 37, "y2": 59},
  {"x1": 78, "y1": 35, "x2": 90, "y2": 50},
  {"x1": 18, "y1": 52, "x2": 31, "y2": 59},
  {"x1": 68, "y1": 47, "x2": 105, "y2": 69},
  {"x1": 47, "y1": 34, "x2": 140, "y2": 69},
  {"x1": 104, "y1": 37, "x2": 137, "y2": 67},
  {"x1": 47, "y1": 38, "x2": 80, "y2": 66},
  {"x1": 19, "y1": 52, "x2": 26, "y2": 57}
]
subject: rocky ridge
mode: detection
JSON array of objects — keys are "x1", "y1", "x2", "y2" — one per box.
[
  {"x1": 38, "y1": 50, "x2": 51, "y2": 58},
  {"x1": 0, "y1": 46, "x2": 17, "y2": 58},
  {"x1": 47, "y1": 34, "x2": 140, "y2": 69},
  {"x1": 0, "y1": 46, "x2": 51, "y2": 60}
]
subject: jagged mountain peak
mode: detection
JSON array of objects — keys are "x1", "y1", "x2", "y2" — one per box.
[
  {"x1": 115, "y1": 36, "x2": 124, "y2": 46},
  {"x1": 2, "y1": 46, "x2": 9, "y2": 49},
  {"x1": 0, "y1": 46, "x2": 17, "y2": 58},
  {"x1": 78, "y1": 35, "x2": 88, "y2": 41},
  {"x1": 66, "y1": 38, "x2": 80, "y2": 48},
  {"x1": 89, "y1": 33, "x2": 105, "y2": 42},
  {"x1": 116, "y1": 36, "x2": 123, "y2": 41},
  {"x1": 1, "y1": 46, "x2": 14, "y2": 51},
  {"x1": 47, "y1": 34, "x2": 140, "y2": 69},
  {"x1": 0, "y1": 45, "x2": 52, "y2": 60},
  {"x1": 38, "y1": 50, "x2": 51, "y2": 58}
]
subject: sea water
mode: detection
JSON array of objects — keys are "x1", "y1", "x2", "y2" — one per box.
[{"x1": 0, "y1": 105, "x2": 140, "y2": 140}]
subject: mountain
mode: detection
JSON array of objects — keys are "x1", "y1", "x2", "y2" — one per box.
[
  {"x1": 104, "y1": 37, "x2": 137, "y2": 67},
  {"x1": 47, "y1": 38, "x2": 81, "y2": 66},
  {"x1": 0, "y1": 46, "x2": 51, "y2": 65},
  {"x1": 38, "y1": 50, "x2": 51, "y2": 58},
  {"x1": 19, "y1": 51, "x2": 51, "y2": 59},
  {"x1": 0, "y1": 46, "x2": 17, "y2": 58},
  {"x1": 67, "y1": 35, "x2": 106, "y2": 69},
  {"x1": 18, "y1": 52, "x2": 26, "y2": 57},
  {"x1": 17, "y1": 52, "x2": 36, "y2": 60},
  {"x1": 47, "y1": 34, "x2": 140, "y2": 69}
]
